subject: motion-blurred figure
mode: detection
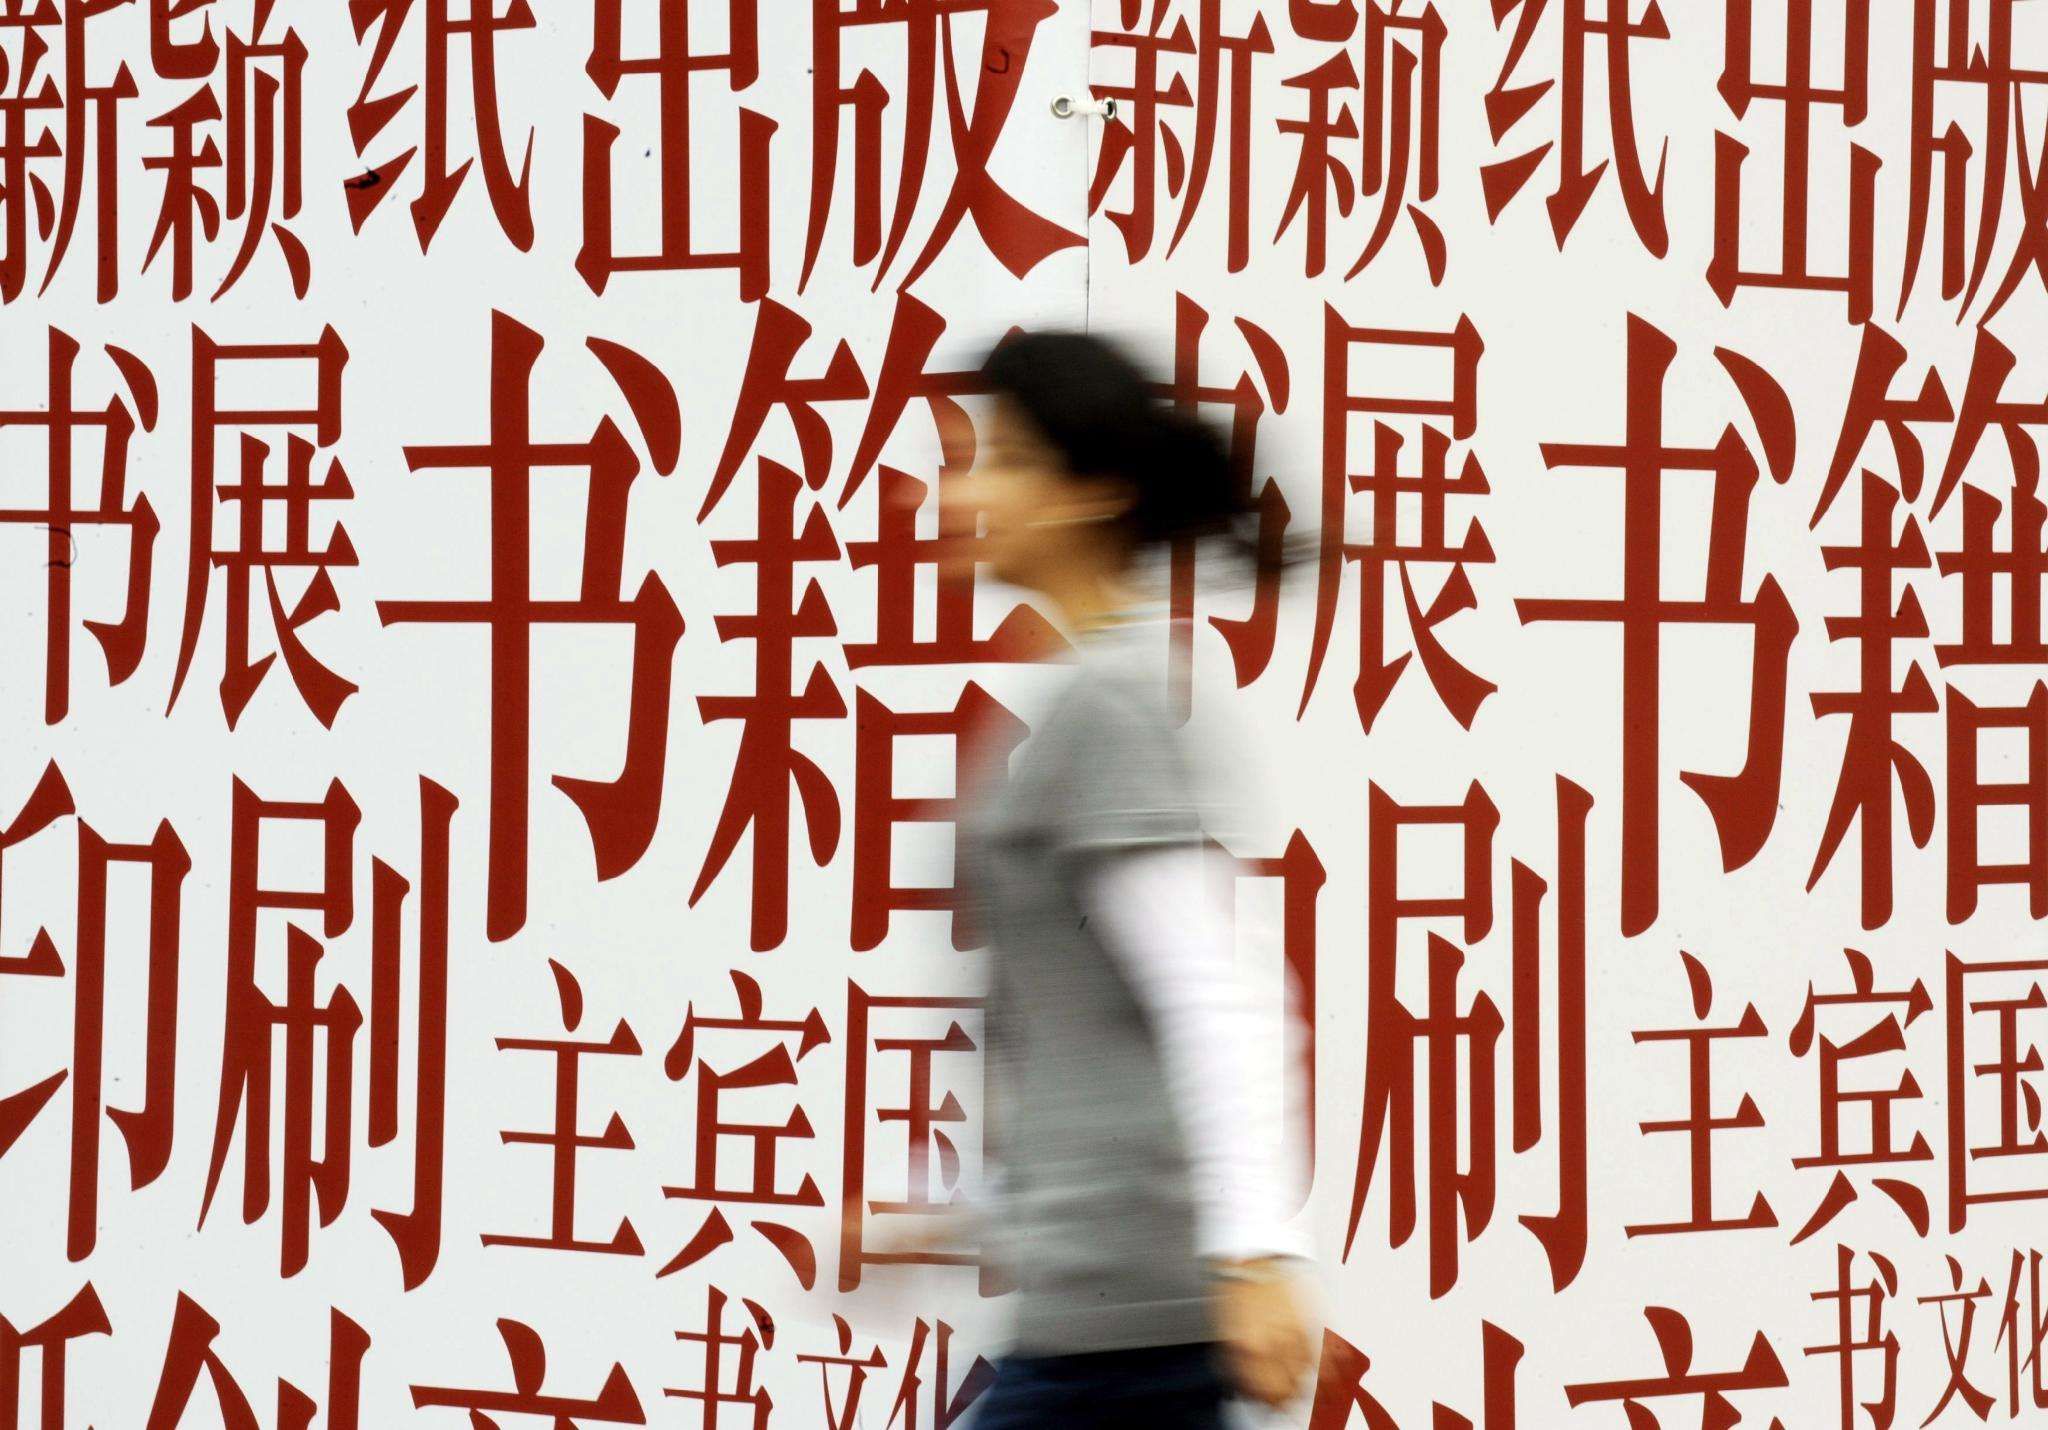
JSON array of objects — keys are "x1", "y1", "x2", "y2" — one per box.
[{"x1": 944, "y1": 329, "x2": 1317, "y2": 1427}]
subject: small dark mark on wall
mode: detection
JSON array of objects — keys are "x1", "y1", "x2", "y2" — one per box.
[
  {"x1": 344, "y1": 169, "x2": 382, "y2": 191},
  {"x1": 41, "y1": 524, "x2": 74, "y2": 569}
]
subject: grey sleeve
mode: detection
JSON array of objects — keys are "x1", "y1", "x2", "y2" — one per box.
[{"x1": 1041, "y1": 678, "x2": 1211, "y2": 863}]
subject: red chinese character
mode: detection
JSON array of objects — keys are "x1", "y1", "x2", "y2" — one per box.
[
  {"x1": 170, "y1": 326, "x2": 356, "y2": 728},
  {"x1": 665, "y1": 1286, "x2": 772, "y2": 1429},
  {"x1": 1307, "y1": 306, "x2": 1492, "y2": 734},
  {"x1": 882, "y1": 1317, "x2": 995, "y2": 1430},
  {"x1": 801, "y1": 0, "x2": 1081, "y2": 292},
  {"x1": 1628, "y1": 950, "x2": 1776, "y2": 1237},
  {"x1": 1090, "y1": 1, "x2": 1273, "y2": 271},
  {"x1": 0, "y1": 329, "x2": 157, "y2": 726},
  {"x1": 795, "y1": 1314, "x2": 887, "y2": 1430},
  {"x1": 659, "y1": 970, "x2": 831, "y2": 1284},
  {"x1": 142, "y1": 6, "x2": 310, "y2": 301},
  {"x1": 1786, "y1": 948, "x2": 1934, "y2": 1241},
  {"x1": 1916, "y1": 1255, "x2": 1996, "y2": 1422},
  {"x1": 1710, "y1": 0, "x2": 1876, "y2": 323},
  {"x1": 0, "y1": 0, "x2": 135, "y2": 303},
  {"x1": 1088, "y1": 8, "x2": 1196, "y2": 266},
  {"x1": 1992, "y1": 1248, "x2": 2048, "y2": 1417},
  {"x1": 1942, "y1": 950, "x2": 2048, "y2": 1231},
  {"x1": 200, "y1": 777, "x2": 455, "y2": 1282},
  {"x1": 0, "y1": 763, "x2": 185, "y2": 1263},
  {"x1": 342, "y1": 0, "x2": 538, "y2": 250},
  {"x1": 485, "y1": 959, "x2": 644, "y2": 1257},
  {"x1": 201, "y1": 779, "x2": 363, "y2": 1277},
  {"x1": 1273, "y1": 2, "x2": 1446, "y2": 282},
  {"x1": 1808, "y1": 1245, "x2": 1901, "y2": 1430},
  {"x1": 581, "y1": 0, "x2": 772, "y2": 298},
  {"x1": 840, "y1": 985, "x2": 992, "y2": 1293},
  {"x1": 1481, "y1": 0, "x2": 1671, "y2": 256},
  {"x1": 377, "y1": 311, "x2": 685, "y2": 941},
  {"x1": 1353, "y1": 782, "x2": 1502, "y2": 1296},
  {"x1": 1516, "y1": 314, "x2": 1796, "y2": 936}
]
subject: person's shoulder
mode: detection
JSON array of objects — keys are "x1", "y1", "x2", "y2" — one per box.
[{"x1": 1049, "y1": 652, "x2": 1173, "y2": 743}]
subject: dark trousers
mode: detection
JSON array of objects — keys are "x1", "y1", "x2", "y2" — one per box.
[{"x1": 968, "y1": 1341, "x2": 1232, "y2": 1428}]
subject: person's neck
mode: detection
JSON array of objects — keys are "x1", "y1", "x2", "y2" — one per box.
[{"x1": 1042, "y1": 567, "x2": 1141, "y2": 641}]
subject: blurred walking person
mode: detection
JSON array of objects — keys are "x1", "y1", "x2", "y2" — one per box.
[{"x1": 942, "y1": 329, "x2": 1318, "y2": 1427}]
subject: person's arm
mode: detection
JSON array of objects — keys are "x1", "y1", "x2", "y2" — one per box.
[
  {"x1": 1047, "y1": 672, "x2": 1315, "y2": 1408},
  {"x1": 1078, "y1": 841, "x2": 1312, "y2": 1266}
]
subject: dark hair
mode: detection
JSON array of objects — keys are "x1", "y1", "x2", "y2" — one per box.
[{"x1": 979, "y1": 329, "x2": 1307, "y2": 585}]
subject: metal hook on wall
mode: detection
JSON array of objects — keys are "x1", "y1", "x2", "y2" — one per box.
[{"x1": 1050, "y1": 94, "x2": 1118, "y2": 121}]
